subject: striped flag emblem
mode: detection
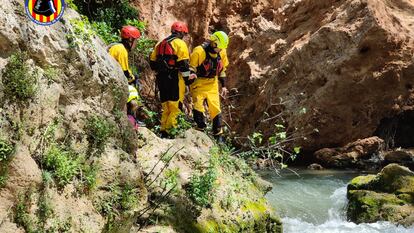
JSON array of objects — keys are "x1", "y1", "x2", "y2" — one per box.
[{"x1": 26, "y1": 0, "x2": 65, "y2": 26}]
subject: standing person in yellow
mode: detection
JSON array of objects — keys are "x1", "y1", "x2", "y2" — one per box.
[
  {"x1": 109, "y1": 26, "x2": 145, "y2": 127},
  {"x1": 149, "y1": 21, "x2": 195, "y2": 138},
  {"x1": 109, "y1": 25, "x2": 141, "y2": 85},
  {"x1": 189, "y1": 31, "x2": 229, "y2": 142}
]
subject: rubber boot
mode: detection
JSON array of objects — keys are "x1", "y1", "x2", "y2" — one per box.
[
  {"x1": 213, "y1": 115, "x2": 224, "y2": 143},
  {"x1": 160, "y1": 131, "x2": 169, "y2": 139},
  {"x1": 193, "y1": 109, "x2": 206, "y2": 130},
  {"x1": 33, "y1": 0, "x2": 56, "y2": 16},
  {"x1": 212, "y1": 114, "x2": 222, "y2": 135}
]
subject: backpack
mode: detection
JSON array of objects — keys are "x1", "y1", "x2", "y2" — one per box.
[
  {"x1": 156, "y1": 35, "x2": 178, "y2": 70},
  {"x1": 196, "y1": 43, "x2": 224, "y2": 78}
]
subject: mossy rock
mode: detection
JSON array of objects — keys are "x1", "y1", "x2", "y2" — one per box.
[
  {"x1": 375, "y1": 164, "x2": 414, "y2": 194},
  {"x1": 348, "y1": 164, "x2": 414, "y2": 195},
  {"x1": 194, "y1": 199, "x2": 282, "y2": 233},
  {"x1": 347, "y1": 190, "x2": 408, "y2": 223},
  {"x1": 347, "y1": 175, "x2": 376, "y2": 191}
]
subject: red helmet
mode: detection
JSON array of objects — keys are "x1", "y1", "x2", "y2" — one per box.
[
  {"x1": 121, "y1": 26, "x2": 141, "y2": 39},
  {"x1": 171, "y1": 21, "x2": 189, "y2": 34}
]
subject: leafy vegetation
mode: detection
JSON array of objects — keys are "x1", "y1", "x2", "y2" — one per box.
[
  {"x1": 143, "y1": 108, "x2": 159, "y2": 131},
  {"x1": 43, "y1": 66, "x2": 59, "y2": 85},
  {"x1": 134, "y1": 36, "x2": 157, "y2": 57},
  {"x1": 72, "y1": 0, "x2": 139, "y2": 29},
  {"x1": 187, "y1": 156, "x2": 218, "y2": 207},
  {"x1": 161, "y1": 168, "x2": 181, "y2": 195},
  {"x1": 14, "y1": 186, "x2": 72, "y2": 232},
  {"x1": 0, "y1": 139, "x2": 15, "y2": 188},
  {"x1": 42, "y1": 144, "x2": 81, "y2": 187},
  {"x1": 95, "y1": 181, "x2": 140, "y2": 231},
  {"x1": 238, "y1": 123, "x2": 302, "y2": 169},
  {"x1": 68, "y1": 0, "x2": 153, "y2": 47},
  {"x1": 15, "y1": 191, "x2": 36, "y2": 233},
  {"x1": 2, "y1": 51, "x2": 38, "y2": 101},
  {"x1": 36, "y1": 119, "x2": 98, "y2": 192},
  {"x1": 0, "y1": 139, "x2": 14, "y2": 162},
  {"x1": 66, "y1": 16, "x2": 97, "y2": 48},
  {"x1": 81, "y1": 163, "x2": 98, "y2": 192},
  {"x1": 85, "y1": 115, "x2": 114, "y2": 154},
  {"x1": 169, "y1": 113, "x2": 192, "y2": 138}
]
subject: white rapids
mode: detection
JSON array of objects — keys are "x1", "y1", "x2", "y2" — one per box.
[{"x1": 261, "y1": 169, "x2": 414, "y2": 233}]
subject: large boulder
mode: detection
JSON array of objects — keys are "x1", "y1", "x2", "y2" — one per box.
[
  {"x1": 383, "y1": 149, "x2": 414, "y2": 170},
  {"x1": 347, "y1": 164, "x2": 414, "y2": 226},
  {"x1": 314, "y1": 136, "x2": 384, "y2": 169}
]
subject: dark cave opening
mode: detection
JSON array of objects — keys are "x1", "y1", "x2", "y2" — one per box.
[{"x1": 374, "y1": 110, "x2": 414, "y2": 149}]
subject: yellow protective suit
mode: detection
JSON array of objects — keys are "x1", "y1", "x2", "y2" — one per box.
[
  {"x1": 189, "y1": 44, "x2": 229, "y2": 135},
  {"x1": 150, "y1": 36, "x2": 190, "y2": 133},
  {"x1": 108, "y1": 43, "x2": 136, "y2": 83}
]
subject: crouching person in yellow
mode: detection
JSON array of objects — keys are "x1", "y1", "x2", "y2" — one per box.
[
  {"x1": 149, "y1": 22, "x2": 195, "y2": 138},
  {"x1": 189, "y1": 31, "x2": 229, "y2": 142}
]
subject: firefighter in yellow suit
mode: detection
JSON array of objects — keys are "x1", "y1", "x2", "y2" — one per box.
[
  {"x1": 149, "y1": 22, "x2": 196, "y2": 138},
  {"x1": 189, "y1": 31, "x2": 229, "y2": 142},
  {"x1": 109, "y1": 26, "x2": 141, "y2": 85}
]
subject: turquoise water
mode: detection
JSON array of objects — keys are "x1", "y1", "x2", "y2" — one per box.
[{"x1": 261, "y1": 169, "x2": 414, "y2": 233}]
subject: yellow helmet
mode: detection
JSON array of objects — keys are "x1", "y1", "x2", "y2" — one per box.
[{"x1": 210, "y1": 31, "x2": 229, "y2": 49}]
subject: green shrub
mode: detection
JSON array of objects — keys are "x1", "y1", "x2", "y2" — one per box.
[
  {"x1": 239, "y1": 123, "x2": 301, "y2": 169},
  {"x1": 169, "y1": 113, "x2": 192, "y2": 138},
  {"x1": 93, "y1": 1, "x2": 138, "y2": 30},
  {"x1": 85, "y1": 115, "x2": 114, "y2": 154},
  {"x1": 0, "y1": 139, "x2": 14, "y2": 188},
  {"x1": 66, "y1": 17, "x2": 96, "y2": 48},
  {"x1": 0, "y1": 139, "x2": 14, "y2": 162},
  {"x1": 162, "y1": 168, "x2": 180, "y2": 194},
  {"x1": 14, "y1": 187, "x2": 69, "y2": 232},
  {"x1": 42, "y1": 144, "x2": 80, "y2": 187},
  {"x1": 120, "y1": 183, "x2": 138, "y2": 211},
  {"x1": 15, "y1": 192, "x2": 36, "y2": 233},
  {"x1": 66, "y1": 0, "x2": 78, "y2": 11},
  {"x1": 37, "y1": 192, "x2": 54, "y2": 224},
  {"x1": 187, "y1": 164, "x2": 217, "y2": 207},
  {"x1": 2, "y1": 52, "x2": 38, "y2": 101},
  {"x1": 82, "y1": 164, "x2": 98, "y2": 192},
  {"x1": 134, "y1": 36, "x2": 157, "y2": 57},
  {"x1": 91, "y1": 21, "x2": 119, "y2": 44},
  {"x1": 43, "y1": 66, "x2": 59, "y2": 85},
  {"x1": 96, "y1": 182, "x2": 139, "y2": 231}
]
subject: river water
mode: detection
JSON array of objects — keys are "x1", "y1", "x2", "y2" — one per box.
[{"x1": 260, "y1": 169, "x2": 414, "y2": 233}]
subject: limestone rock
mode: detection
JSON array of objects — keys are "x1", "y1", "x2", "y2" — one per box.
[
  {"x1": 0, "y1": 0, "x2": 127, "y2": 231},
  {"x1": 137, "y1": 128, "x2": 282, "y2": 232}
]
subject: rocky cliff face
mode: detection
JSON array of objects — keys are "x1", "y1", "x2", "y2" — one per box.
[{"x1": 136, "y1": 0, "x2": 414, "y2": 152}]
